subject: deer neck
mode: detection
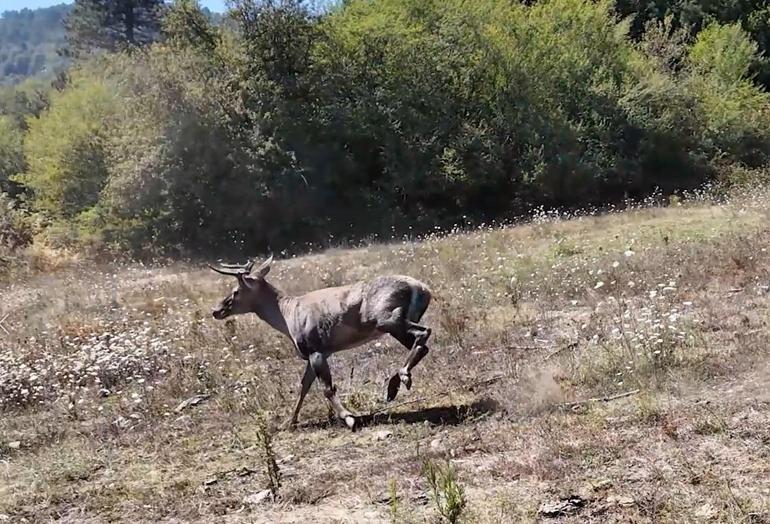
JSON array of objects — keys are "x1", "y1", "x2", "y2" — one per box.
[{"x1": 252, "y1": 281, "x2": 293, "y2": 338}]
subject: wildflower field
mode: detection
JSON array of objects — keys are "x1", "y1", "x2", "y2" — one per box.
[{"x1": 1, "y1": 188, "x2": 770, "y2": 523}]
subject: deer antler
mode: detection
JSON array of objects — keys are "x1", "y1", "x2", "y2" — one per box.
[
  {"x1": 220, "y1": 260, "x2": 255, "y2": 271},
  {"x1": 208, "y1": 259, "x2": 255, "y2": 276}
]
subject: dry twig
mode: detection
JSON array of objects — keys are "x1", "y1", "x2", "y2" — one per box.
[{"x1": 559, "y1": 389, "x2": 640, "y2": 409}]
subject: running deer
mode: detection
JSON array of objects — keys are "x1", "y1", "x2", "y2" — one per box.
[{"x1": 209, "y1": 256, "x2": 433, "y2": 431}]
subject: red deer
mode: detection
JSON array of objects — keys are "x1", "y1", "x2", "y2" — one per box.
[{"x1": 210, "y1": 256, "x2": 432, "y2": 431}]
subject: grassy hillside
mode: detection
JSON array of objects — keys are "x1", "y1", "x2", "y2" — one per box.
[
  {"x1": 1, "y1": 187, "x2": 769, "y2": 522},
  {"x1": 0, "y1": 4, "x2": 70, "y2": 85}
]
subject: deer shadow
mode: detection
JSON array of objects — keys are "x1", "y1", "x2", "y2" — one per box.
[{"x1": 296, "y1": 398, "x2": 500, "y2": 432}]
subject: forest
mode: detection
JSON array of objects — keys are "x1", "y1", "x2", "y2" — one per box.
[
  {"x1": 0, "y1": 4, "x2": 70, "y2": 85},
  {"x1": 2, "y1": 0, "x2": 770, "y2": 257}
]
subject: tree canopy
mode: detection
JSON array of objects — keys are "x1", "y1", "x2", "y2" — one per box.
[
  {"x1": 65, "y1": 0, "x2": 166, "y2": 55},
  {"x1": 1, "y1": 0, "x2": 770, "y2": 256}
]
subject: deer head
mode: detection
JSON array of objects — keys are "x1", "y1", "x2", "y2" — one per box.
[{"x1": 209, "y1": 255, "x2": 274, "y2": 319}]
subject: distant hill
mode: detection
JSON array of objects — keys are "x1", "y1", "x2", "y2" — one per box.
[
  {"x1": 0, "y1": 3, "x2": 229, "y2": 86},
  {"x1": 0, "y1": 4, "x2": 71, "y2": 85}
]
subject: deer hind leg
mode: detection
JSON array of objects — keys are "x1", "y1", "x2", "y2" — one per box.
[
  {"x1": 285, "y1": 361, "x2": 315, "y2": 430},
  {"x1": 308, "y1": 351, "x2": 357, "y2": 431},
  {"x1": 378, "y1": 307, "x2": 433, "y2": 402}
]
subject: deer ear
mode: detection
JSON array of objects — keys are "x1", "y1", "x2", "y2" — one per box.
[
  {"x1": 253, "y1": 255, "x2": 273, "y2": 279},
  {"x1": 238, "y1": 273, "x2": 256, "y2": 289}
]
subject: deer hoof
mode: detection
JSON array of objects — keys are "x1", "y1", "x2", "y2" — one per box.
[
  {"x1": 386, "y1": 373, "x2": 401, "y2": 402},
  {"x1": 344, "y1": 415, "x2": 358, "y2": 431},
  {"x1": 399, "y1": 370, "x2": 412, "y2": 390}
]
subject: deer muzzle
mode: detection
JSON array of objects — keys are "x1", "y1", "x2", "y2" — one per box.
[{"x1": 211, "y1": 305, "x2": 229, "y2": 320}]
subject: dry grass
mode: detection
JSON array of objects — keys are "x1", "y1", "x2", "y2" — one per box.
[{"x1": 2, "y1": 189, "x2": 770, "y2": 522}]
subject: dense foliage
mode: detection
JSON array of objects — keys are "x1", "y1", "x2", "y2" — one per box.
[
  {"x1": 616, "y1": 0, "x2": 770, "y2": 85},
  {"x1": 2, "y1": 0, "x2": 770, "y2": 256}
]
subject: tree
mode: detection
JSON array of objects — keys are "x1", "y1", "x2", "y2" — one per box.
[
  {"x1": 65, "y1": 0, "x2": 165, "y2": 55},
  {"x1": 163, "y1": 0, "x2": 220, "y2": 52}
]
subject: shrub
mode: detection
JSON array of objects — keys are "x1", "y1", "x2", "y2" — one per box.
[
  {"x1": 0, "y1": 116, "x2": 24, "y2": 195},
  {"x1": 422, "y1": 459, "x2": 467, "y2": 523},
  {"x1": 0, "y1": 192, "x2": 31, "y2": 251},
  {"x1": 9, "y1": 0, "x2": 770, "y2": 256},
  {"x1": 687, "y1": 23, "x2": 770, "y2": 166},
  {"x1": 317, "y1": 0, "x2": 713, "y2": 210},
  {"x1": 97, "y1": 41, "x2": 307, "y2": 255},
  {"x1": 16, "y1": 72, "x2": 117, "y2": 229}
]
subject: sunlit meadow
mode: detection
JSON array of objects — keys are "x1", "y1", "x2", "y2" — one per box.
[{"x1": 1, "y1": 185, "x2": 770, "y2": 522}]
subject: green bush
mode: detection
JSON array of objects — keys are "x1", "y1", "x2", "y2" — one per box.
[
  {"x1": 98, "y1": 1, "x2": 329, "y2": 255},
  {"x1": 687, "y1": 23, "x2": 770, "y2": 165},
  {"x1": 5, "y1": 0, "x2": 770, "y2": 256},
  {"x1": 315, "y1": 0, "x2": 711, "y2": 208},
  {"x1": 15, "y1": 72, "x2": 116, "y2": 231},
  {"x1": 0, "y1": 78, "x2": 51, "y2": 130}
]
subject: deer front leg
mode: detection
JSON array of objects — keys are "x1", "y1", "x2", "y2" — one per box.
[
  {"x1": 308, "y1": 352, "x2": 357, "y2": 431},
  {"x1": 285, "y1": 361, "x2": 315, "y2": 430}
]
